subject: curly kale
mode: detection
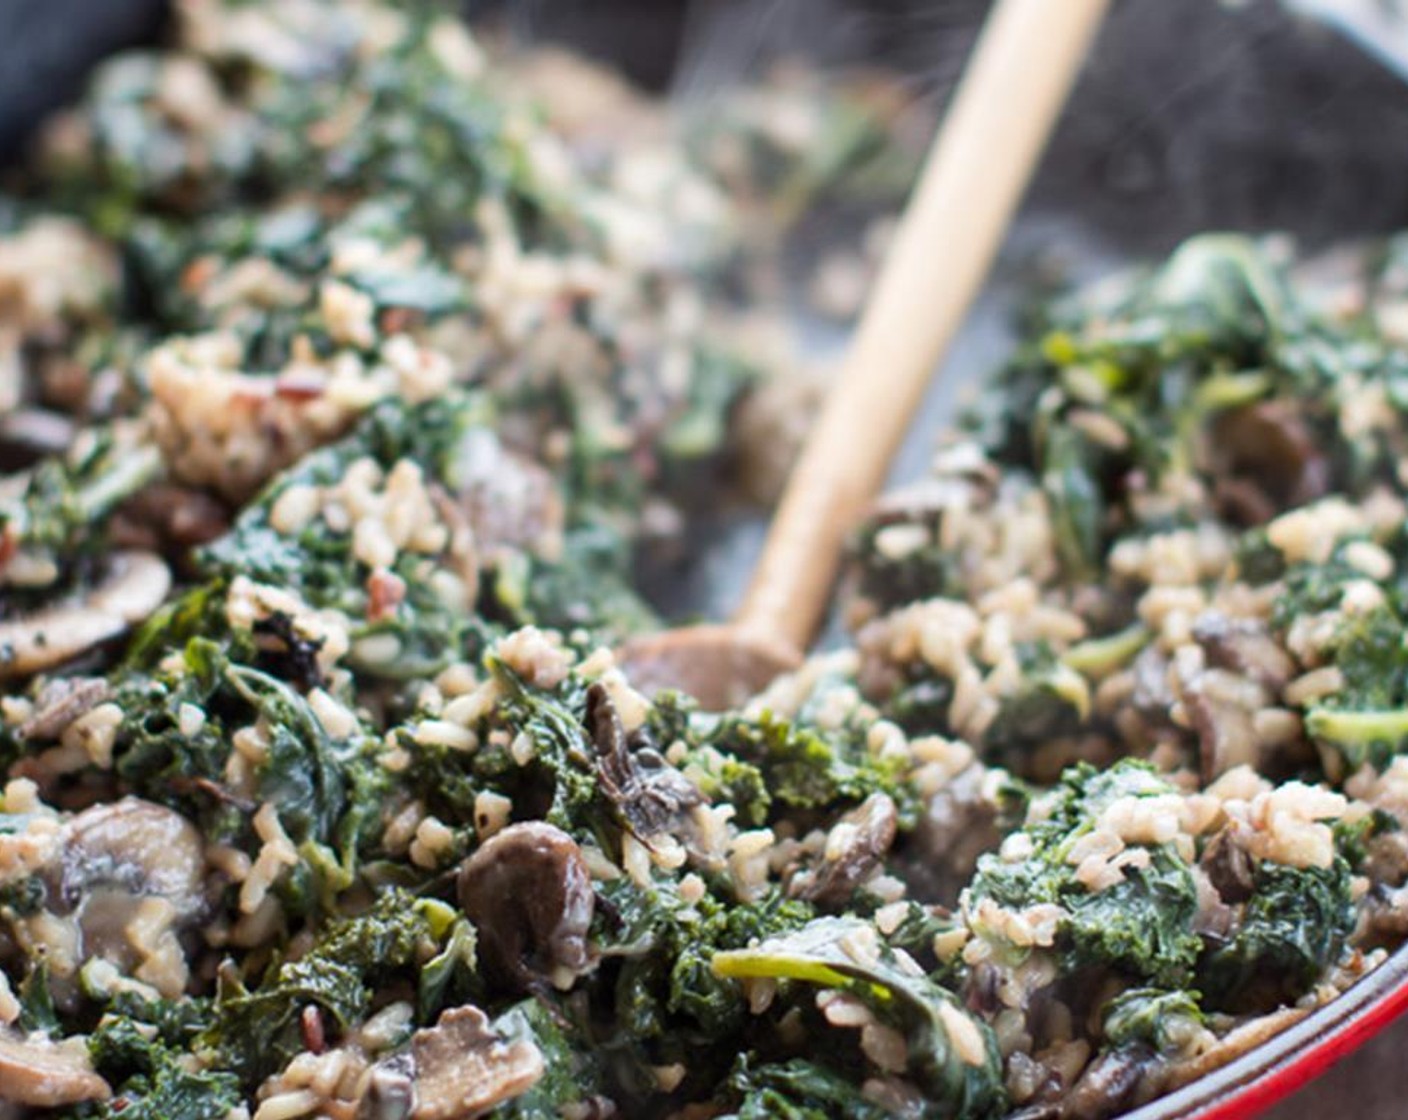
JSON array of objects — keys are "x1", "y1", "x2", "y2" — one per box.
[
  {"x1": 1101, "y1": 988, "x2": 1205, "y2": 1055},
  {"x1": 0, "y1": 430, "x2": 161, "y2": 608},
  {"x1": 201, "y1": 393, "x2": 657, "y2": 679},
  {"x1": 981, "y1": 641, "x2": 1090, "y2": 764},
  {"x1": 968, "y1": 761, "x2": 1201, "y2": 987},
  {"x1": 492, "y1": 1000, "x2": 605, "y2": 1119},
  {"x1": 113, "y1": 635, "x2": 389, "y2": 870},
  {"x1": 84, "y1": 996, "x2": 240, "y2": 1120},
  {"x1": 712, "y1": 918, "x2": 1006, "y2": 1120},
  {"x1": 206, "y1": 890, "x2": 445, "y2": 1086},
  {"x1": 602, "y1": 878, "x2": 815, "y2": 1053},
  {"x1": 1197, "y1": 860, "x2": 1355, "y2": 1013},
  {"x1": 709, "y1": 709, "x2": 915, "y2": 824},
  {"x1": 198, "y1": 393, "x2": 499, "y2": 680},
  {"x1": 723, "y1": 1058, "x2": 898, "y2": 1120},
  {"x1": 850, "y1": 513, "x2": 959, "y2": 618},
  {"x1": 1302, "y1": 601, "x2": 1408, "y2": 774},
  {"x1": 966, "y1": 237, "x2": 1377, "y2": 575}
]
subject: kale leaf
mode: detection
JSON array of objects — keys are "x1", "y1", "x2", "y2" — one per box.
[
  {"x1": 723, "y1": 1058, "x2": 897, "y2": 1120},
  {"x1": 968, "y1": 761, "x2": 1201, "y2": 987},
  {"x1": 712, "y1": 917, "x2": 1007, "y2": 1120},
  {"x1": 87, "y1": 996, "x2": 240, "y2": 1120},
  {"x1": 206, "y1": 889, "x2": 436, "y2": 1085},
  {"x1": 1197, "y1": 860, "x2": 1355, "y2": 1013}
]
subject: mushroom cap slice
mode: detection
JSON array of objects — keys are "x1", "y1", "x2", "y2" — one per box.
[
  {"x1": 0, "y1": 550, "x2": 171, "y2": 679},
  {"x1": 457, "y1": 821, "x2": 594, "y2": 991},
  {"x1": 0, "y1": 1032, "x2": 111, "y2": 1107},
  {"x1": 60, "y1": 797, "x2": 206, "y2": 914},
  {"x1": 409, "y1": 1005, "x2": 544, "y2": 1120},
  {"x1": 788, "y1": 792, "x2": 899, "y2": 905}
]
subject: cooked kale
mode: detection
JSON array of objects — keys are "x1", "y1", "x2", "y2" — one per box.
[
  {"x1": 982, "y1": 642, "x2": 1089, "y2": 763},
  {"x1": 0, "y1": 430, "x2": 161, "y2": 608},
  {"x1": 963, "y1": 237, "x2": 1377, "y2": 575},
  {"x1": 4, "y1": 2, "x2": 1406, "y2": 1115},
  {"x1": 1294, "y1": 586, "x2": 1408, "y2": 773},
  {"x1": 207, "y1": 889, "x2": 441, "y2": 1085},
  {"x1": 85, "y1": 997, "x2": 241, "y2": 1120},
  {"x1": 492, "y1": 1000, "x2": 605, "y2": 1118},
  {"x1": 710, "y1": 709, "x2": 916, "y2": 824},
  {"x1": 1197, "y1": 860, "x2": 1355, "y2": 1013},
  {"x1": 1101, "y1": 988, "x2": 1205, "y2": 1055},
  {"x1": 968, "y1": 761, "x2": 1201, "y2": 987},
  {"x1": 723, "y1": 1058, "x2": 898, "y2": 1120},
  {"x1": 113, "y1": 636, "x2": 388, "y2": 863},
  {"x1": 712, "y1": 918, "x2": 1007, "y2": 1120},
  {"x1": 601, "y1": 878, "x2": 816, "y2": 1052}
]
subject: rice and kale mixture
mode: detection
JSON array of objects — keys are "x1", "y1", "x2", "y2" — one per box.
[{"x1": 4, "y1": 3, "x2": 1408, "y2": 1119}]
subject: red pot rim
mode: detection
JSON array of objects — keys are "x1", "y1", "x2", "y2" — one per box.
[{"x1": 1123, "y1": 941, "x2": 1408, "y2": 1120}]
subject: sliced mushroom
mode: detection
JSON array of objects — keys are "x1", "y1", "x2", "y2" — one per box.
[
  {"x1": 1129, "y1": 646, "x2": 1176, "y2": 719},
  {"x1": 0, "y1": 1031, "x2": 111, "y2": 1107},
  {"x1": 35, "y1": 799, "x2": 208, "y2": 998},
  {"x1": 359, "y1": 1052, "x2": 416, "y2": 1120},
  {"x1": 453, "y1": 429, "x2": 564, "y2": 563},
  {"x1": 0, "y1": 407, "x2": 75, "y2": 470},
  {"x1": 1062, "y1": 1046, "x2": 1154, "y2": 1120},
  {"x1": 59, "y1": 798, "x2": 206, "y2": 914},
  {"x1": 251, "y1": 610, "x2": 325, "y2": 691},
  {"x1": 899, "y1": 766, "x2": 1000, "y2": 904},
  {"x1": 457, "y1": 822, "x2": 594, "y2": 991},
  {"x1": 788, "y1": 792, "x2": 898, "y2": 906},
  {"x1": 585, "y1": 682, "x2": 701, "y2": 837},
  {"x1": 1183, "y1": 677, "x2": 1262, "y2": 782},
  {"x1": 16, "y1": 676, "x2": 112, "y2": 742},
  {"x1": 1211, "y1": 401, "x2": 1330, "y2": 527},
  {"x1": 111, "y1": 482, "x2": 230, "y2": 552},
  {"x1": 1190, "y1": 865, "x2": 1236, "y2": 939},
  {"x1": 1199, "y1": 827, "x2": 1255, "y2": 907},
  {"x1": 0, "y1": 550, "x2": 171, "y2": 679},
  {"x1": 1191, "y1": 612, "x2": 1295, "y2": 692},
  {"x1": 362, "y1": 1004, "x2": 544, "y2": 1120}
]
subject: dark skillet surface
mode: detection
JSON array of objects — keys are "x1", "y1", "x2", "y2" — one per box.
[{"x1": 4, "y1": 1, "x2": 1408, "y2": 1115}]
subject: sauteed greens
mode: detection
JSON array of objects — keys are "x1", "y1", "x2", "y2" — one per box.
[{"x1": 2, "y1": 2, "x2": 1408, "y2": 1119}]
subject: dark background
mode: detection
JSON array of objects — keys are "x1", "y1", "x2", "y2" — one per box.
[
  {"x1": 6, "y1": 0, "x2": 1408, "y2": 251},
  {"x1": 2, "y1": 1, "x2": 1407, "y2": 1115}
]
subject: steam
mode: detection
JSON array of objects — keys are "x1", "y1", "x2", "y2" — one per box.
[{"x1": 669, "y1": 0, "x2": 976, "y2": 105}]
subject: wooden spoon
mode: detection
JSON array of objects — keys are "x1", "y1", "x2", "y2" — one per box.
[{"x1": 620, "y1": 0, "x2": 1112, "y2": 709}]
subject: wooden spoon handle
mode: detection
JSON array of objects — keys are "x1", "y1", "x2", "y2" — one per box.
[{"x1": 734, "y1": 0, "x2": 1111, "y2": 651}]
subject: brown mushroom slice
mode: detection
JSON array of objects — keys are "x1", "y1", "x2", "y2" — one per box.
[
  {"x1": 402, "y1": 1005, "x2": 544, "y2": 1120},
  {"x1": 1199, "y1": 827, "x2": 1255, "y2": 907},
  {"x1": 1191, "y1": 612, "x2": 1296, "y2": 692},
  {"x1": 0, "y1": 1031, "x2": 111, "y2": 1107},
  {"x1": 788, "y1": 792, "x2": 899, "y2": 906},
  {"x1": 0, "y1": 407, "x2": 76, "y2": 470},
  {"x1": 0, "y1": 550, "x2": 171, "y2": 679},
  {"x1": 1063, "y1": 1047, "x2": 1155, "y2": 1120},
  {"x1": 899, "y1": 766, "x2": 1001, "y2": 903},
  {"x1": 17, "y1": 676, "x2": 112, "y2": 742},
  {"x1": 49, "y1": 799, "x2": 207, "y2": 995},
  {"x1": 1185, "y1": 683, "x2": 1260, "y2": 783},
  {"x1": 1210, "y1": 400, "x2": 1330, "y2": 527},
  {"x1": 112, "y1": 483, "x2": 230, "y2": 551},
  {"x1": 60, "y1": 798, "x2": 206, "y2": 913},
  {"x1": 454, "y1": 429, "x2": 564, "y2": 563},
  {"x1": 361, "y1": 1054, "x2": 417, "y2": 1120},
  {"x1": 585, "y1": 682, "x2": 701, "y2": 837},
  {"x1": 456, "y1": 822, "x2": 594, "y2": 991}
]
